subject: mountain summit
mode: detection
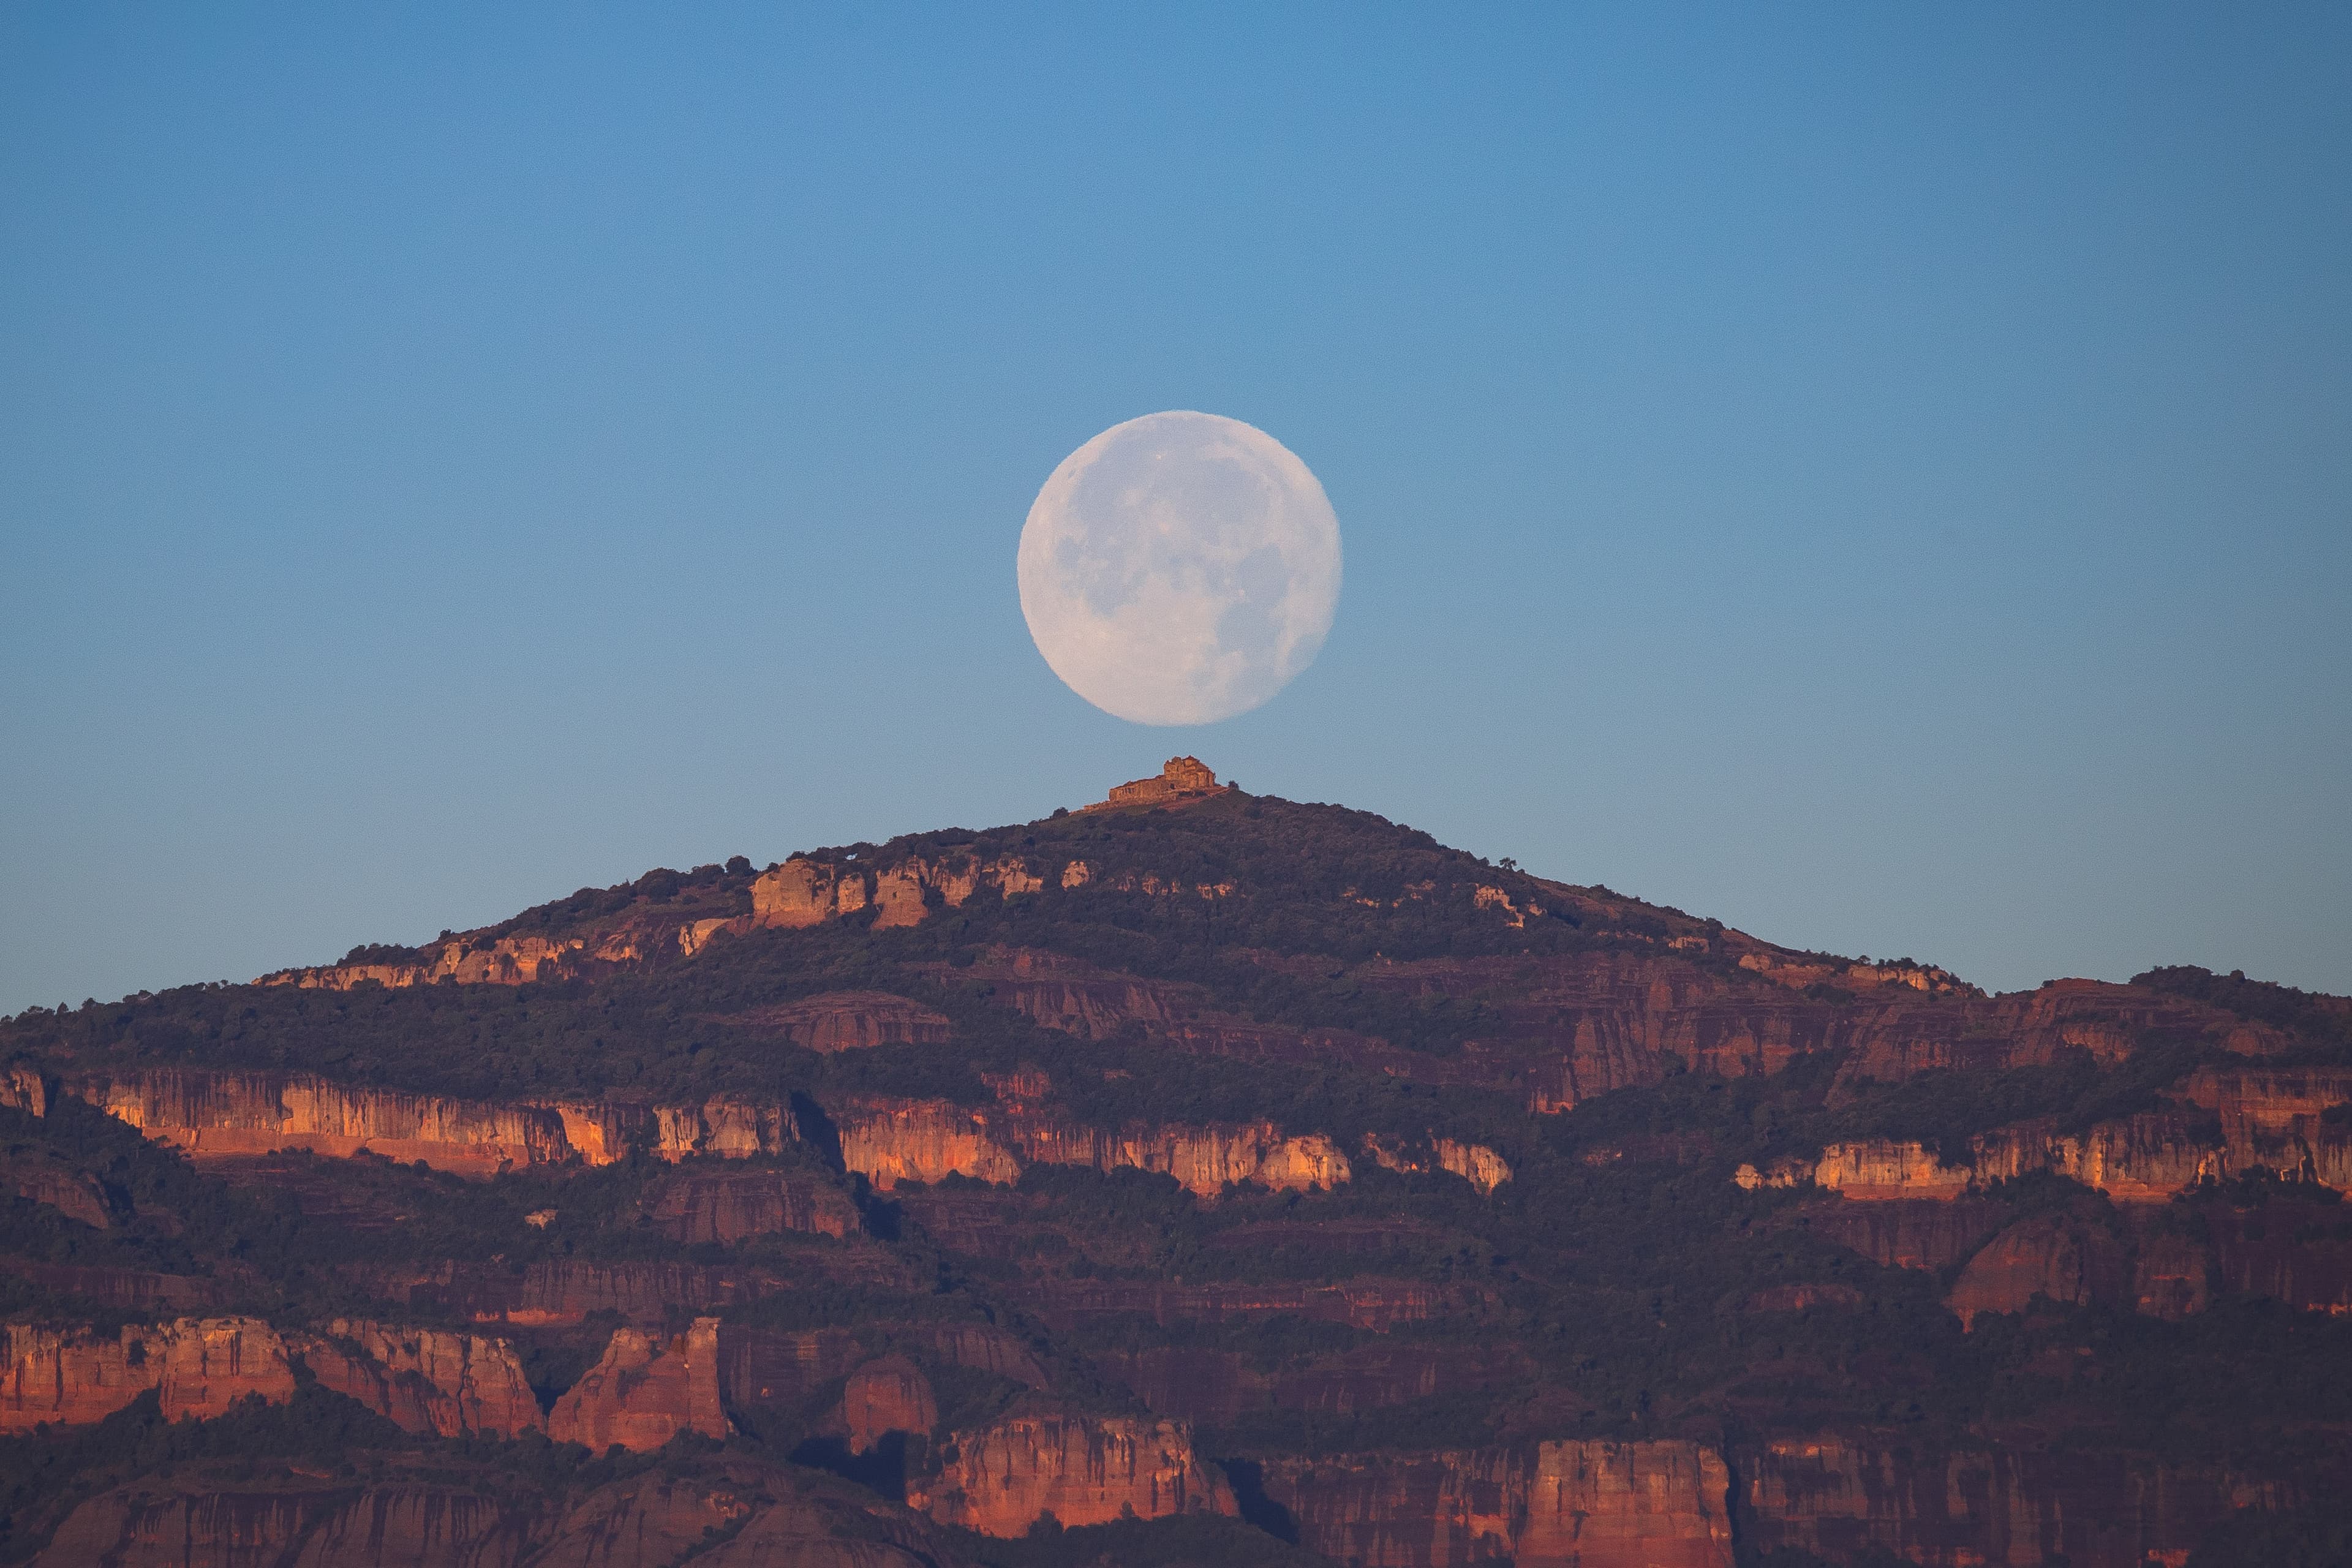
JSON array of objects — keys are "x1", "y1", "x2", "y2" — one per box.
[{"x1": 2, "y1": 774, "x2": 2348, "y2": 1564}]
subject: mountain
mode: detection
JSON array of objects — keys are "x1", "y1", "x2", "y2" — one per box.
[{"x1": 4, "y1": 758, "x2": 2350, "y2": 1567}]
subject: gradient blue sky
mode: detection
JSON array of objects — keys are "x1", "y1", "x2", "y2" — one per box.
[{"x1": 4, "y1": 5, "x2": 2347, "y2": 1011}]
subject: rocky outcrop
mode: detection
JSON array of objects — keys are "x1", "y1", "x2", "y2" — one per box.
[
  {"x1": 548, "y1": 1318, "x2": 726, "y2": 1452},
  {"x1": 1944, "y1": 1213, "x2": 2128, "y2": 1327},
  {"x1": 1361, "y1": 1133, "x2": 1513, "y2": 1194},
  {"x1": 1257, "y1": 1440, "x2": 1733, "y2": 1567},
  {"x1": 1738, "y1": 1140, "x2": 1973, "y2": 1200},
  {"x1": 1, "y1": 1317, "x2": 295, "y2": 1430},
  {"x1": 752, "y1": 853, "x2": 1049, "y2": 932},
  {"x1": 298, "y1": 1321, "x2": 541, "y2": 1438},
  {"x1": 53, "y1": 1068, "x2": 803, "y2": 1178},
  {"x1": 736, "y1": 990, "x2": 953, "y2": 1052},
  {"x1": 69, "y1": 1068, "x2": 578, "y2": 1177},
  {"x1": 908, "y1": 1409, "x2": 1234, "y2": 1536},
  {"x1": 2, "y1": 1062, "x2": 47, "y2": 1115},
  {"x1": 1, "y1": 1316, "x2": 546, "y2": 1438},
  {"x1": 646, "y1": 1167, "x2": 862, "y2": 1242},
  {"x1": 844, "y1": 1356, "x2": 938, "y2": 1453},
  {"x1": 835, "y1": 1099, "x2": 1025, "y2": 1189},
  {"x1": 260, "y1": 929, "x2": 636, "y2": 992},
  {"x1": 1740, "y1": 1433, "x2": 2282, "y2": 1567},
  {"x1": 1801, "y1": 1197, "x2": 2013, "y2": 1271},
  {"x1": 834, "y1": 1096, "x2": 1351, "y2": 1198},
  {"x1": 2, "y1": 1150, "x2": 111, "y2": 1227}
]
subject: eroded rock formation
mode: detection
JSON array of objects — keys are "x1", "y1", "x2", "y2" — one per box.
[
  {"x1": 1258, "y1": 1440, "x2": 1733, "y2": 1567},
  {"x1": 548, "y1": 1318, "x2": 726, "y2": 1452},
  {"x1": 1, "y1": 1318, "x2": 293, "y2": 1430},
  {"x1": 908, "y1": 1409, "x2": 1233, "y2": 1536},
  {"x1": 843, "y1": 1356, "x2": 938, "y2": 1454},
  {"x1": 646, "y1": 1167, "x2": 861, "y2": 1242},
  {"x1": 298, "y1": 1320, "x2": 542, "y2": 1438},
  {"x1": 1943, "y1": 1213, "x2": 2129, "y2": 1327}
]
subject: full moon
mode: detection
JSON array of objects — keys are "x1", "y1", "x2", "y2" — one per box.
[{"x1": 1018, "y1": 411, "x2": 1342, "y2": 726}]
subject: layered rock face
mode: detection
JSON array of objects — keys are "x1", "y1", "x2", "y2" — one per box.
[
  {"x1": 1801, "y1": 1197, "x2": 2013, "y2": 1271},
  {"x1": 1943, "y1": 1213, "x2": 2129, "y2": 1327},
  {"x1": 52, "y1": 1068, "x2": 801, "y2": 1177},
  {"x1": 908, "y1": 1410, "x2": 1234, "y2": 1536},
  {"x1": 1, "y1": 1318, "x2": 293, "y2": 1430},
  {"x1": 1, "y1": 1150, "x2": 111, "y2": 1227},
  {"x1": 260, "y1": 929, "x2": 639, "y2": 992},
  {"x1": 1258, "y1": 1440, "x2": 1733, "y2": 1567},
  {"x1": 1741, "y1": 1433, "x2": 2276, "y2": 1567},
  {"x1": 300, "y1": 1320, "x2": 541, "y2": 1438},
  {"x1": 646, "y1": 1167, "x2": 862, "y2": 1242},
  {"x1": 741, "y1": 990, "x2": 952, "y2": 1052},
  {"x1": 1362, "y1": 1133, "x2": 1513, "y2": 1194},
  {"x1": 548, "y1": 1317, "x2": 726, "y2": 1452},
  {"x1": 1, "y1": 1317, "x2": 545, "y2": 1438},
  {"x1": 1751, "y1": 1072, "x2": 2352, "y2": 1207},
  {"x1": 832, "y1": 1096, "x2": 1351, "y2": 1198},
  {"x1": 843, "y1": 1355, "x2": 938, "y2": 1454},
  {"x1": 753, "y1": 853, "x2": 1050, "y2": 932}
]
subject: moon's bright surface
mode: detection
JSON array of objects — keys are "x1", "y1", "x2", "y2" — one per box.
[{"x1": 1019, "y1": 411, "x2": 1342, "y2": 726}]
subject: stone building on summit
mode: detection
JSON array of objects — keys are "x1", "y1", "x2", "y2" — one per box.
[{"x1": 1095, "y1": 756, "x2": 1230, "y2": 811}]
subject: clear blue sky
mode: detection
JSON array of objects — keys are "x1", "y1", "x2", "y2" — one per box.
[{"x1": 4, "y1": 4, "x2": 2346, "y2": 1010}]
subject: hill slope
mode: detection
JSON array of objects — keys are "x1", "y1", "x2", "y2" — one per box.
[{"x1": 3, "y1": 760, "x2": 2349, "y2": 1567}]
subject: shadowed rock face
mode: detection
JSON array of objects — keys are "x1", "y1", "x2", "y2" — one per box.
[
  {"x1": 32, "y1": 1457, "x2": 976, "y2": 1568},
  {"x1": 1, "y1": 1318, "x2": 293, "y2": 1430},
  {"x1": 645, "y1": 1167, "x2": 862, "y2": 1242},
  {"x1": 548, "y1": 1317, "x2": 726, "y2": 1453},
  {"x1": 1740, "y1": 1434, "x2": 2285, "y2": 1568},
  {"x1": 844, "y1": 1356, "x2": 938, "y2": 1454},
  {"x1": 1, "y1": 1317, "x2": 543, "y2": 1438},
  {"x1": 1944, "y1": 1213, "x2": 2130, "y2": 1327},
  {"x1": 908, "y1": 1409, "x2": 1235, "y2": 1536},
  {"x1": 1257, "y1": 1440, "x2": 1733, "y2": 1568},
  {"x1": 727, "y1": 991, "x2": 952, "y2": 1052},
  {"x1": 300, "y1": 1320, "x2": 542, "y2": 1438}
]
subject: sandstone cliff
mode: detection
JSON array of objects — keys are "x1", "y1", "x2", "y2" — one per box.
[
  {"x1": 843, "y1": 1355, "x2": 938, "y2": 1455},
  {"x1": 298, "y1": 1320, "x2": 541, "y2": 1438},
  {"x1": 1, "y1": 1316, "x2": 548, "y2": 1438},
  {"x1": 1, "y1": 1317, "x2": 294, "y2": 1430},
  {"x1": 548, "y1": 1317, "x2": 726, "y2": 1453},
  {"x1": 832, "y1": 1095, "x2": 1352, "y2": 1198},
  {"x1": 1361, "y1": 1133, "x2": 1513, "y2": 1194},
  {"x1": 1943, "y1": 1213, "x2": 2129, "y2": 1327},
  {"x1": 908, "y1": 1409, "x2": 1234, "y2": 1536},
  {"x1": 1741, "y1": 1432, "x2": 2283, "y2": 1567},
  {"x1": 1257, "y1": 1439, "x2": 1733, "y2": 1567},
  {"x1": 51, "y1": 1068, "x2": 803, "y2": 1178},
  {"x1": 646, "y1": 1167, "x2": 862, "y2": 1242}
]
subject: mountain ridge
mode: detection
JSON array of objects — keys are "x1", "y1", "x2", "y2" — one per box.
[{"x1": 2, "y1": 760, "x2": 2349, "y2": 1566}]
